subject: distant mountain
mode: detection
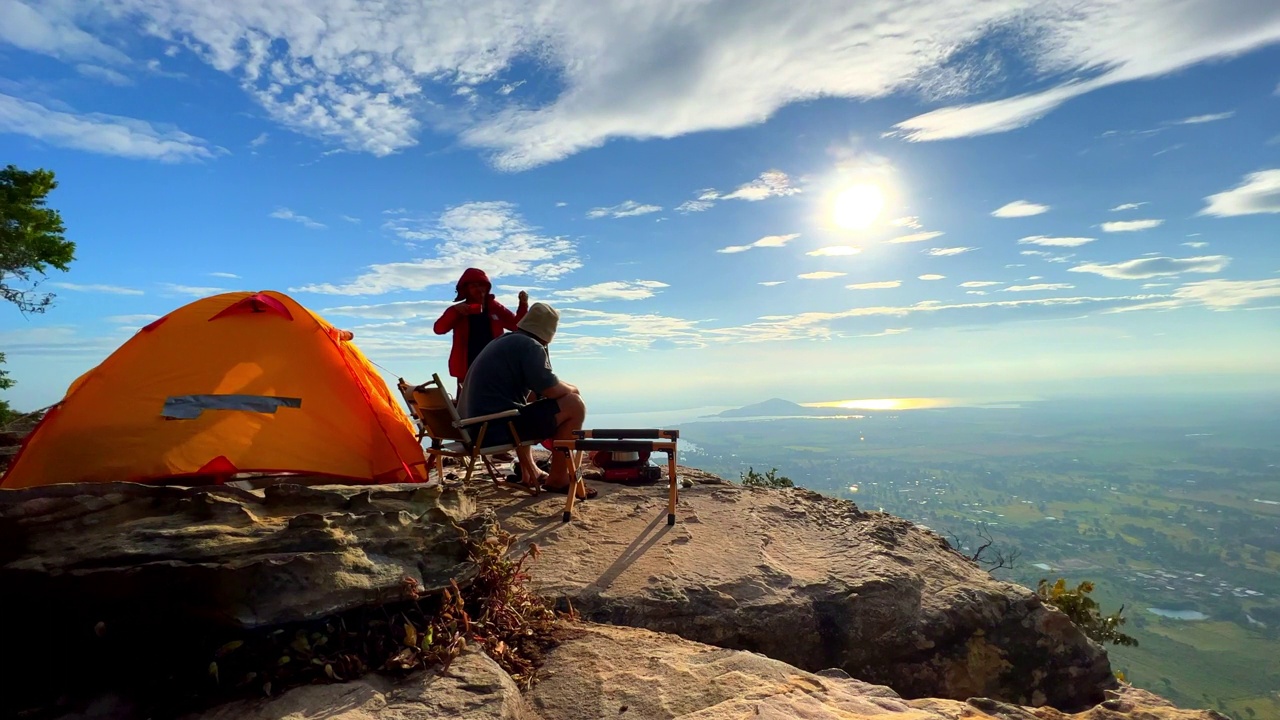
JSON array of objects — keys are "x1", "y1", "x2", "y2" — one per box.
[{"x1": 710, "y1": 398, "x2": 847, "y2": 418}]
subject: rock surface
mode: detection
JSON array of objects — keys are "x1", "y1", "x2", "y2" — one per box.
[
  {"x1": 529, "y1": 623, "x2": 1225, "y2": 720},
  {"x1": 181, "y1": 649, "x2": 537, "y2": 720},
  {"x1": 475, "y1": 480, "x2": 1113, "y2": 710},
  {"x1": 0, "y1": 481, "x2": 488, "y2": 628}
]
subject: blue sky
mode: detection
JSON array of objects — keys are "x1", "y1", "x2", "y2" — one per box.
[{"x1": 2, "y1": 1, "x2": 1279, "y2": 414}]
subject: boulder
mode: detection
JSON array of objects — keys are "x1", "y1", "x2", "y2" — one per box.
[
  {"x1": 0, "y1": 481, "x2": 488, "y2": 628},
  {"x1": 530, "y1": 623, "x2": 1225, "y2": 720},
  {"x1": 180, "y1": 649, "x2": 537, "y2": 720},
  {"x1": 475, "y1": 481, "x2": 1112, "y2": 710},
  {"x1": 0, "y1": 481, "x2": 492, "y2": 717}
]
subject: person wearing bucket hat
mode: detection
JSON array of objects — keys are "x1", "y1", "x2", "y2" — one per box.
[
  {"x1": 434, "y1": 268, "x2": 529, "y2": 395},
  {"x1": 459, "y1": 302, "x2": 592, "y2": 497}
]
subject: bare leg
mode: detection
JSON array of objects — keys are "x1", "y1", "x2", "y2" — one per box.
[
  {"x1": 516, "y1": 443, "x2": 547, "y2": 486},
  {"x1": 544, "y1": 393, "x2": 586, "y2": 493}
]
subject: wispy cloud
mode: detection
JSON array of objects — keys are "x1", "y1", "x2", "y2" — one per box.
[
  {"x1": 0, "y1": 93, "x2": 215, "y2": 162},
  {"x1": 0, "y1": 2, "x2": 128, "y2": 63},
  {"x1": 1021, "y1": 249, "x2": 1076, "y2": 263},
  {"x1": 991, "y1": 200, "x2": 1049, "y2": 218},
  {"x1": 50, "y1": 282, "x2": 144, "y2": 295},
  {"x1": 927, "y1": 247, "x2": 976, "y2": 256},
  {"x1": 758, "y1": 281, "x2": 786, "y2": 287},
  {"x1": 249, "y1": 132, "x2": 269, "y2": 148},
  {"x1": 960, "y1": 281, "x2": 1003, "y2": 288},
  {"x1": 857, "y1": 328, "x2": 911, "y2": 337},
  {"x1": 340, "y1": 215, "x2": 361, "y2": 224},
  {"x1": 321, "y1": 300, "x2": 452, "y2": 319},
  {"x1": 807, "y1": 246, "x2": 861, "y2": 256},
  {"x1": 798, "y1": 271, "x2": 846, "y2": 280},
  {"x1": 207, "y1": 272, "x2": 240, "y2": 279},
  {"x1": 886, "y1": 231, "x2": 944, "y2": 244},
  {"x1": 1171, "y1": 111, "x2": 1234, "y2": 125},
  {"x1": 918, "y1": 274, "x2": 945, "y2": 281},
  {"x1": 106, "y1": 314, "x2": 161, "y2": 324},
  {"x1": 295, "y1": 201, "x2": 579, "y2": 295},
  {"x1": 550, "y1": 280, "x2": 669, "y2": 302},
  {"x1": 1109, "y1": 202, "x2": 1145, "y2": 212},
  {"x1": 1019, "y1": 236, "x2": 1095, "y2": 247},
  {"x1": 75, "y1": 64, "x2": 132, "y2": 86},
  {"x1": 586, "y1": 200, "x2": 663, "y2": 219},
  {"x1": 270, "y1": 207, "x2": 327, "y2": 229},
  {"x1": 678, "y1": 171, "x2": 799, "y2": 212},
  {"x1": 1069, "y1": 255, "x2": 1230, "y2": 280},
  {"x1": 1101, "y1": 219, "x2": 1163, "y2": 232},
  {"x1": 891, "y1": 216, "x2": 922, "y2": 229},
  {"x1": 717, "y1": 233, "x2": 800, "y2": 254},
  {"x1": 1182, "y1": 241, "x2": 1208, "y2": 248},
  {"x1": 1200, "y1": 169, "x2": 1280, "y2": 217},
  {"x1": 158, "y1": 283, "x2": 229, "y2": 296},
  {"x1": 1004, "y1": 283, "x2": 1075, "y2": 292},
  {"x1": 846, "y1": 281, "x2": 901, "y2": 290}
]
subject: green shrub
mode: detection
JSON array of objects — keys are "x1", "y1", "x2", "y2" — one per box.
[
  {"x1": 1036, "y1": 578, "x2": 1138, "y2": 647},
  {"x1": 740, "y1": 466, "x2": 794, "y2": 488}
]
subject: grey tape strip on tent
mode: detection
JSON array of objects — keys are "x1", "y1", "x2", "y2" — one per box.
[{"x1": 162, "y1": 394, "x2": 303, "y2": 419}]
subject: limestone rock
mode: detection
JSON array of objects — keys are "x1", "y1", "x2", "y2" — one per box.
[
  {"x1": 476, "y1": 482, "x2": 1112, "y2": 710},
  {"x1": 180, "y1": 649, "x2": 537, "y2": 720},
  {"x1": 1, "y1": 481, "x2": 488, "y2": 628},
  {"x1": 530, "y1": 623, "x2": 1225, "y2": 720}
]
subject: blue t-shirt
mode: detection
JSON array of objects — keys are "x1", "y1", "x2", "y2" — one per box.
[{"x1": 458, "y1": 331, "x2": 559, "y2": 418}]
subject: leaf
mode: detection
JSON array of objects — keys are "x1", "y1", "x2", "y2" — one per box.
[
  {"x1": 324, "y1": 663, "x2": 341, "y2": 681},
  {"x1": 403, "y1": 622, "x2": 417, "y2": 648},
  {"x1": 278, "y1": 655, "x2": 291, "y2": 665},
  {"x1": 215, "y1": 640, "x2": 244, "y2": 658},
  {"x1": 208, "y1": 662, "x2": 219, "y2": 684},
  {"x1": 262, "y1": 681, "x2": 272, "y2": 697}
]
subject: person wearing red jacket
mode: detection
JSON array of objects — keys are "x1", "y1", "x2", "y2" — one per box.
[{"x1": 434, "y1": 268, "x2": 529, "y2": 395}]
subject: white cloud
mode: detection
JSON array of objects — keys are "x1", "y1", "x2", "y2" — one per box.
[
  {"x1": 207, "y1": 272, "x2": 240, "y2": 279},
  {"x1": 1109, "y1": 203, "x2": 1145, "y2": 212},
  {"x1": 1172, "y1": 111, "x2": 1234, "y2": 125},
  {"x1": 50, "y1": 282, "x2": 144, "y2": 295},
  {"x1": 1141, "y1": 282, "x2": 1171, "y2": 289},
  {"x1": 1182, "y1": 241, "x2": 1208, "y2": 248},
  {"x1": 808, "y1": 246, "x2": 861, "y2": 256},
  {"x1": 1171, "y1": 278, "x2": 1280, "y2": 309},
  {"x1": 340, "y1": 215, "x2": 361, "y2": 224},
  {"x1": 846, "y1": 281, "x2": 901, "y2": 290},
  {"x1": 550, "y1": 280, "x2": 669, "y2": 302},
  {"x1": 966, "y1": 290, "x2": 988, "y2": 296},
  {"x1": 586, "y1": 200, "x2": 662, "y2": 219},
  {"x1": 249, "y1": 132, "x2": 269, "y2": 148},
  {"x1": 15, "y1": 1, "x2": 1280, "y2": 169},
  {"x1": 322, "y1": 300, "x2": 456, "y2": 319},
  {"x1": 1004, "y1": 283, "x2": 1075, "y2": 292},
  {"x1": 158, "y1": 283, "x2": 228, "y2": 296},
  {"x1": 76, "y1": 64, "x2": 132, "y2": 86},
  {"x1": 858, "y1": 328, "x2": 911, "y2": 337},
  {"x1": 0, "y1": 1, "x2": 128, "y2": 63},
  {"x1": 918, "y1": 274, "x2": 945, "y2": 280},
  {"x1": 1200, "y1": 169, "x2": 1280, "y2": 217},
  {"x1": 992, "y1": 200, "x2": 1049, "y2": 218},
  {"x1": 1101, "y1": 219, "x2": 1163, "y2": 232},
  {"x1": 927, "y1": 247, "x2": 976, "y2": 256},
  {"x1": 1019, "y1": 235, "x2": 1095, "y2": 247},
  {"x1": 798, "y1": 271, "x2": 846, "y2": 280},
  {"x1": 0, "y1": 93, "x2": 215, "y2": 162},
  {"x1": 960, "y1": 281, "x2": 1002, "y2": 288},
  {"x1": 294, "y1": 201, "x2": 579, "y2": 295},
  {"x1": 555, "y1": 201, "x2": 568, "y2": 207},
  {"x1": 678, "y1": 171, "x2": 799, "y2": 212},
  {"x1": 1020, "y1": 249, "x2": 1076, "y2": 263},
  {"x1": 106, "y1": 314, "x2": 161, "y2": 324},
  {"x1": 1069, "y1": 255, "x2": 1230, "y2": 280},
  {"x1": 886, "y1": 231, "x2": 944, "y2": 244},
  {"x1": 891, "y1": 216, "x2": 922, "y2": 229},
  {"x1": 270, "y1": 207, "x2": 326, "y2": 230},
  {"x1": 758, "y1": 281, "x2": 786, "y2": 286},
  {"x1": 717, "y1": 233, "x2": 800, "y2": 254}
]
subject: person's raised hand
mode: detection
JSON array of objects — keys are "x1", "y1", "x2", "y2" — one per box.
[
  {"x1": 518, "y1": 290, "x2": 529, "y2": 304},
  {"x1": 455, "y1": 301, "x2": 475, "y2": 315}
]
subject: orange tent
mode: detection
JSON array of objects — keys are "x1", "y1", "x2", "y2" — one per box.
[{"x1": 1, "y1": 291, "x2": 429, "y2": 489}]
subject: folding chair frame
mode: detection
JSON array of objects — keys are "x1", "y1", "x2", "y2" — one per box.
[{"x1": 396, "y1": 374, "x2": 540, "y2": 493}]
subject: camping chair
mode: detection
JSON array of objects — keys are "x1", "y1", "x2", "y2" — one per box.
[
  {"x1": 552, "y1": 429, "x2": 680, "y2": 524},
  {"x1": 396, "y1": 374, "x2": 542, "y2": 492}
]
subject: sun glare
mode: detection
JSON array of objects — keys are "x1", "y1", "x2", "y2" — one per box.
[{"x1": 832, "y1": 183, "x2": 885, "y2": 230}]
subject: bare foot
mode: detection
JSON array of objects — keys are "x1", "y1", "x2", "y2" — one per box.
[{"x1": 522, "y1": 468, "x2": 549, "y2": 487}]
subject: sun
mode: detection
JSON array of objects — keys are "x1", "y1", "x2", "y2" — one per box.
[{"x1": 831, "y1": 183, "x2": 885, "y2": 230}]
